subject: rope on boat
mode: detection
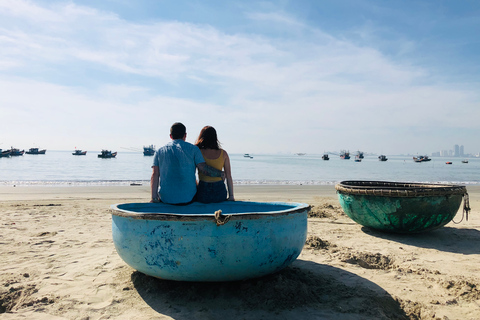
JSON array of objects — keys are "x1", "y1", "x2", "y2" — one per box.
[
  {"x1": 453, "y1": 192, "x2": 471, "y2": 224},
  {"x1": 335, "y1": 181, "x2": 467, "y2": 198},
  {"x1": 214, "y1": 210, "x2": 231, "y2": 226}
]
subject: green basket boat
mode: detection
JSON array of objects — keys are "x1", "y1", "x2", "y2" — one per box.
[{"x1": 335, "y1": 181, "x2": 470, "y2": 233}]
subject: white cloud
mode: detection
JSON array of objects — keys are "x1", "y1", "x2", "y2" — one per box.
[{"x1": 0, "y1": 1, "x2": 479, "y2": 155}]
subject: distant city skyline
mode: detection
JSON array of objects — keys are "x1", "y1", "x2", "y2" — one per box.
[{"x1": 431, "y1": 144, "x2": 475, "y2": 158}]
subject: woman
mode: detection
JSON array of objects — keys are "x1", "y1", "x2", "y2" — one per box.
[{"x1": 195, "y1": 126, "x2": 234, "y2": 203}]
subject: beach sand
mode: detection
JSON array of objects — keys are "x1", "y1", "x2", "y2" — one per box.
[{"x1": 1, "y1": 185, "x2": 479, "y2": 319}]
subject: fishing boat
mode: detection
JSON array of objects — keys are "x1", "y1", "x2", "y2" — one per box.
[
  {"x1": 72, "y1": 149, "x2": 87, "y2": 155},
  {"x1": 0, "y1": 149, "x2": 11, "y2": 158},
  {"x1": 340, "y1": 150, "x2": 350, "y2": 160},
  {"x1": 446, "y1": 162, "x2": 452, "y2": 165},
  {"x1": 335, "y1": 181, "x2": 469, "y2": 233},
  {"x1": 462, "y1": 159, "x2": 469, "y2": 164},
  {"x1": 110, "y1": 201, "x2": 309, "y2": 281},
  {"x1": 9, "y1": 147, "x2": 24, "y2": 156},
  {"x1": 143, "y1": 145, "x2": 155, "y2": 156},
  {"x1": 322, "y1": 153, "x2": 329, "y2": 160},
  {"x1": 413, "y1": 155, "x2": 431, "y2": 162},
  {"x1": 295, "y1": 153, "x2": 306, "y2": 156},
  {"x1": 98, "y1": 150, "x2": 117, "y2": 158},
  {"x1": 354, "y1": 155, "x2": 362, "y2": 162},
  {"x1": 356, "y1": 151, "x2": 364, "y2": 159},
  {"x1": 378, "y1": 155, "x2": 388, "y2": 161},
  {"x1": 25, "y1": 147, "x2": 46, "y2": 155}
]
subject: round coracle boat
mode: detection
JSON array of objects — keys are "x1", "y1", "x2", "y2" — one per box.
[
  {"x1": 335, "y1": 181, "x2": 470, "y2": 233},
  {"x1": 111, "y1": 201, "x2": 309, "y2": 282}
]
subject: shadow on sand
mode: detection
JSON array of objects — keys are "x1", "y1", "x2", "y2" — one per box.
[
  {"x1": 361, "y1": 226, "x2": 480, "y2": 255},
  {"x1": 131, "y1": 259, "x2": 409, "y2": 320}
]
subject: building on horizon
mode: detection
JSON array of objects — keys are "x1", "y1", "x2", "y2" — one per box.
[{"x1": 454, "y1": 144, "x2": 460, "y2": 157}]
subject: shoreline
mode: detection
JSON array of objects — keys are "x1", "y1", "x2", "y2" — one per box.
[{"x1": 1, "y1": 185, "x2": 479, "y2": 319}]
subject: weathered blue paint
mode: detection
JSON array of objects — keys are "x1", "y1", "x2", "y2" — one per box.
[{"x1": 111, "y1": 201, "x2": 309, "y2": 282}]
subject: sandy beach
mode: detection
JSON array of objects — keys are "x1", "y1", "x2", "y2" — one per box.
[{"x1": 1, "y1": 184, "x2": 479, "y2": 319}]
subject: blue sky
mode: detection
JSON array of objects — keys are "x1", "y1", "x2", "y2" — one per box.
[{"x1": 1, "y1": 0, "x2": 479, "y2": 155}]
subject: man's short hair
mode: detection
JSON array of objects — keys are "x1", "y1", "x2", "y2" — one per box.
[{"x1": 170, "y1": 122, "x2": 186, "y2": 139}]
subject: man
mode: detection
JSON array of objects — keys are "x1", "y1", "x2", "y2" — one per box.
[{"x1": 150, "y1": 122, "x2": 225, "y2": 204}]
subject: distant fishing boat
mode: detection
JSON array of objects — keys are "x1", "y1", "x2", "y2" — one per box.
[
  {"x1": 413, "y1": 155, "x2": 431, "y2": 162},
  {"x1": 356, "y1": 151, "x2": 364, "y2": 159},
  {"x1": 72, "y1": 149, "x2": 87, "y2": 155},
  {"x1": 9, "y1": 147, "x2": 24, "y2": 156},
  {"x1": 322, "y1": 153, "x2": 329, "y2": 160},
  {"x1": 0, "y1": 149, "x2": 11, "y2": 158},
  {"x1": 378, "y1": 155, "x2": 388, "y2": 161},
  {"x1": 354, "y1": 155, "x2": 362, "y2": 162},
  {"x1": 98, "y1": 150, "x2": 117, "y2": 158},
  {"x1": 340, "y1": 150, "x2": 350, "y2": 160},
  {"x1": 295, "y1": 153, "x2": 306, "y2": 156},
  {"x1": 462, "y1": 159, "x2": 469, "y2": 164},
  {"x1": 143, "y1": 145, "x2": 155, "y2": 156},
  {"x1": 446, "y1": 162, "x2": 452, "y2": 165},
  {"x1": 244, "y1": 154, "x2": 253, "y2": 159},
  {"x1": 26, "y1": 147, "x2": 46, "y2": 155}
]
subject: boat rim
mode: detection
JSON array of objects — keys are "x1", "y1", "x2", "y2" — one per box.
[
  {"x1": 335, "y1": 180, "x2": 467, "y2": 198},
  {"x1": 110, "y1": 201, "x2": 310, "y2": 221}
]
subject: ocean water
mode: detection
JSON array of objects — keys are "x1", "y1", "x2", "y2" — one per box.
[{"x1": 0, "y1": 151, "x2": 479, "y2": 186}]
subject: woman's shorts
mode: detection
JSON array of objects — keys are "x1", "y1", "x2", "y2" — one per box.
[{"x1": 196, "y1": 180, "x2": 227, "y2": 203}]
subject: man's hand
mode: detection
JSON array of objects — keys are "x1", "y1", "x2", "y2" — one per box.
[{"x1": 198, "y1": 162, "x2": 224, "y2": 178}]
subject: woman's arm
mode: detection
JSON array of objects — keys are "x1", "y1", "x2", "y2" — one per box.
[
  {"x1": 150, "y1": 166, "x2": 160, "y2": 202},
  {"x1": 223, "y1": 150, "x2": 235, "y2": 201}
]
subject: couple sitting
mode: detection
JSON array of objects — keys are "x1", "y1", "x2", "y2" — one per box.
[{"x1": 150, "y1": 122, "x2": 234, "y2": 205}]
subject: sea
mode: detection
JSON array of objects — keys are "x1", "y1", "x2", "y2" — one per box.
[{"x1": 0, "y1": 151, "x2": 479, "y2": 186}]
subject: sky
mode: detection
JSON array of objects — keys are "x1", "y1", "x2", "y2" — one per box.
[{"x1": 1, "y1": 0, "x2": 479, "y2": 155}]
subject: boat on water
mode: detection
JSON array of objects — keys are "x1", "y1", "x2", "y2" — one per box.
[
  {"x1": 340, "y1": 150, "x2": 350, "y2": 160},
  {"x1": 462, "y1": 159, "x2": 469, "y2": 164},
  {"x1": 356, "y1": 151, "x2": 364, "y2": 159},
  {"x1": 446, "y1": 162, "x2": 452, "y2": 165},
  {"x1": 98, "y1": 150, "x2": 117, "y2": 158},
  {"x1": 413, "y1": 155, "x2": 431, "y2": 162},
  {"x1": 378, "y1": 155, "x2": 388, "y2": 161},
  {"x1": 0, "y1": 149, "x2": 11, "y2": 158},
  {"x1": 354, "y1": 155, "x2": 362, "y2": 162},
  {"x1": 9, "y1": 147, "x2": 24, "y2": 156},
  {"x1": 322, "y1": 153, "x2": 329, "y2": 160},
  {"x1": 336, "y1": 181, "x2": 470, "y2": 233},
  {"x1": 111, "y1": 201, "x2": 309, "y2": 281},
  {"x1": 244, "y1": 153, "x2": 253, "y2": 159},
  {"x1": 25, "y1": 147, "x2": 46, "y2": 155},
  {"x1": 295, "y1": 153, "x2": 306, "y2": 156},
  {"x1": 72, "y1": 149, "x2": 87, "y2": 156},
  {"x1": 143, "y1": 145, "x2": 155, "y2": 156}
]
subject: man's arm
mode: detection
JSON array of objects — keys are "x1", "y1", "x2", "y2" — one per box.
[
  {"x1": 150, "y1": 166, "x2": 160, "y2": 202},
  {"x1": 197, "y1": 162, "x2": 225, "y2": 180}
]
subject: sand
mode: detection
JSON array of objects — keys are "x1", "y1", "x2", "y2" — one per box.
[{"x1": 1, "y1": 184, "x2": 479, "y2": 319}]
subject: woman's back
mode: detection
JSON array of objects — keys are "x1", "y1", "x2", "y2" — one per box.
[{"x1": 199, "y1": 149, "x2": 224, "y2": 182}]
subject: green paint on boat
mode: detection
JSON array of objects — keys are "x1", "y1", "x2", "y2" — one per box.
[{"x1": 336, "y1": 181, "x2": 469, "y2": 233}]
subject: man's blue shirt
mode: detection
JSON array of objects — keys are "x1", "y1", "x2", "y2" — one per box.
[{"x1": 153, "y1": 140, "x2": 205, "y2": 204}]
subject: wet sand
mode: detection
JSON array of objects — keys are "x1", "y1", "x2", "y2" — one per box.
[{"x1": 1, "y1": 185, "x2": 479, "y2": 319}]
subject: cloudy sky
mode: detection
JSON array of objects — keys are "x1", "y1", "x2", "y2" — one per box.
[{"x1": 1, "y1": 0, "x2": 479, "y2": 155}]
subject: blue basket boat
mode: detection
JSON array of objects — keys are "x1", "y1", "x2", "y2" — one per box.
[
  {"x1": 111, "y1": 201, "x2": 309, "y2": 282},
  {"x1": 335, "y1": 181, "x2": 470, "y2": 233}
]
